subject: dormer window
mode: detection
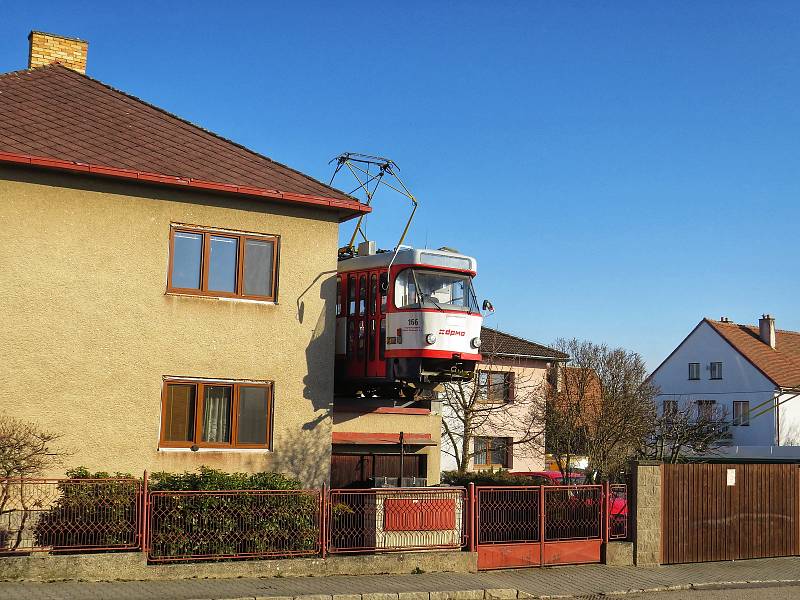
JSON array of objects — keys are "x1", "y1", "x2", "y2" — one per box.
[{"x1": 710, "y1": 362, "x2": 723, "y2": 380}]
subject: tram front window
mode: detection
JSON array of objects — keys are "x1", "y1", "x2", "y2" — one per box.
[{"x1": 394, "y1": 268, "x2": 478, "y2": 312}]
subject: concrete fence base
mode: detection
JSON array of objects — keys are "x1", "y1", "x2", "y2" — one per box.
[{"x1": 0, "y1": 550, "x2": 477, "y2": 583}]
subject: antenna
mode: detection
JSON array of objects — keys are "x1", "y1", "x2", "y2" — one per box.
[{"x1": 330, "y1": 152, "x2": 418, "y2": 259}]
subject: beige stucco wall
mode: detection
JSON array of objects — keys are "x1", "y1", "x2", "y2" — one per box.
[
  {"x1": 0, "y1": 166, "x2": 340, "y2": 486},
  {"x1": 440, "y1": 357, "x2": 550, "y2": 473},
  {"x1": 332, "y1": 410, "x2": 442, "y2": 483}
]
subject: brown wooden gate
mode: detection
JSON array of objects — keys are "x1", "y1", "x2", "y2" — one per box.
[{"x1": 661, "y1": 463, "x2": 800, "y2": 564}]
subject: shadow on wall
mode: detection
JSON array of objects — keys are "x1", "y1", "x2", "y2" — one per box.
[
  {"x1": 272, "y1": 428, "x2": 331, "y2": 487},
  {"x1": 300, "y1": 271, "x2": 337, "y2": 412},
  {"x1": 270, "y1": 270, "x2": 337, "y2": 486}
]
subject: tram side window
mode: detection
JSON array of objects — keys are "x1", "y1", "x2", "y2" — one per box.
[
  {"x1": 370, "y1": 274, "x2": 378, "y2": 315},
  {"x1": 358, "y1": 275, "x2": 367, "y2": 315},
  {"x1": 336, "y1": 276, "x2": 342, "y2": 317},
  {"x1": 348, "y1": 276, "x2": 356, "y2": 315},
  {"x1": 379, "y1": 272, "x2": 388, "y2": 312}
]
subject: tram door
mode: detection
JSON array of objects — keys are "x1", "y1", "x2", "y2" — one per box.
[
  {"x1": 346, "y1": 270, "x2": 388, "y2": 380},
  {"x1": 365, "y1": 271, "x2": 388, "y2": 378}
]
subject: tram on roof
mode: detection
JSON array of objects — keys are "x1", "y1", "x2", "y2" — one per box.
[{"x1": 334, "y1": 242, "x2": 484, "y2": 397}]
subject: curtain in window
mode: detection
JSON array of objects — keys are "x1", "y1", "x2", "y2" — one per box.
[{"x1": 202, "y1": 386, "x2": 232, "y2": 443}]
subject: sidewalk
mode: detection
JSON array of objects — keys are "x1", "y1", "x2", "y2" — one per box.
[{"x1": 2, "y1": 557, "x2": 800, "y2": 600}]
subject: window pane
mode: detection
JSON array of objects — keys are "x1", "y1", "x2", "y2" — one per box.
[
  {"x1": 243, "y1": 239, "x2": 274, "y2": 297},
  {"x1": 164, "y1": 384, "x2": 196, "y2": 442},
  {"x1": 237, "y1": 386, "x2": 269, "y2": 445},
  {"x1": 474, "y1": 437, "x2": 487, "y2": 465},
  {"x1": 202, "y1": 385, "x2": 232, "y2": 443},
  {"x1": 208, "y1": 236, "x2": 238, "y2": 292},
  {"x1": 171, "y1": 232, "x2": 203, "y2": 289},
  {"x1": 490, "y1": 438, "x2": 506, "y2": 465}
]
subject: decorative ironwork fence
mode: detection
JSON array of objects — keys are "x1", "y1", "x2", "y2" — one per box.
[
  {"x1": 608, "y1": 484, "x2": 628, "y2": 540},
  {"x1": 0, "y1": 477, "x2": 627, "y2": 563},
  {"x1": 0, "y1": 477, "x2": 142, "y2": 553},
  {"x1": 146, "y1": 489, "x2": 322, "y2": 562},
  {"x1": 328, "y1": 488, "x2": 466, "y2": 553}
]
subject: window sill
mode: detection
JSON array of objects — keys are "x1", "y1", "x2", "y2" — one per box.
[
  {"x1": 158, "y1": 447, "x2": 272, "y2": 453},
  {"x1": 165, "y1": 292, "x2": 277, "y2": 306}
]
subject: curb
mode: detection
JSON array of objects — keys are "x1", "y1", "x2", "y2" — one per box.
[{"x1": 200, "y1": 579, "x2": 800, "y2": 600}]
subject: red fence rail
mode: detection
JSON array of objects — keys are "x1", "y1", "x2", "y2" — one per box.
[
  {"x1": 0, "y1": 477, "x2": 142, "y2": 553},
  {"x1": 0, "y1": 477, "x2": 627, "y2": 562},
  {"x1": 474, "y1": 484, "x2": 609, "y2": 545},
  {"x1": 327, "y1": 488, "x2": 466, "y2": 554},
  {"x1": 146, "y1": 489, "x2": 322, "y2": 562}
]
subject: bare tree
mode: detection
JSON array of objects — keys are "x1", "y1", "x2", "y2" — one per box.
[
  {"x1": 440, "y1": 344, "x2": 548, "y2": 474},
  {"x1": 641, "y1": 399, "x2": 730, "y2": 463},
  {"x1": 0, "y1": 414, "x2": 65, "y2": 551},
  {"x1": 547, "y1": 339, "x2": 657, "y2": 482},
  {"x1": 0, "y1": 414, "x2": 64, "y2": 479}
]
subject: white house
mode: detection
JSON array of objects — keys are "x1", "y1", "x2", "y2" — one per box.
[{"x1": 650, "y1": 315, "x2": 800, "y2": 457}]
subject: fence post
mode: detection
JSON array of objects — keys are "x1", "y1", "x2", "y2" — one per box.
[
  {"x1": 141, "y1": 470, "x2": 149, "y2": 556},
  {"x1": 320, "y1": 483, "x2": 328, "y2": 558},
  {"x1": 467, "y1": 482, "x2": 476, "y2": 552},
  {"x1": 603, "y1": 480, "x2": 611, "y2": 543},
  {"x1": 539, "y1": 485, "x2": 545, "y2": 566}
]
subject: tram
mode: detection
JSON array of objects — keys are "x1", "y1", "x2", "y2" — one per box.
[{"x1": 334, "y1": 242, "x2": 484, "y2": 397}]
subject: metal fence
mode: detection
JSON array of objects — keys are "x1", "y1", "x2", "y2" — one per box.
[
  {"x1": 328, "y1": 488, "x2": 466, "y2": 553},
  {"x1": 608, "y1": 484, "x2": 628, "y2": 540},
  {"x1": 146, "y1": 489, "x2": 322, "y2": 562},
  {"x1": 0, "y1": 477, "x2": 142, "y2": 553},
  {"x1": 474, "y1": 484, "x2": 626, "y2": 546},
  {"x1": 0, "y1": 477, "x2": 627, "y2": 563}
]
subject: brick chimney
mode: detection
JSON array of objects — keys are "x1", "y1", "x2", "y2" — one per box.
[
  {"x1": 28, "y1": 31, "x2": 88, "y2": 74},
  {"x1": 759, "y1": 314, "x2": 776, "y2": 349}
]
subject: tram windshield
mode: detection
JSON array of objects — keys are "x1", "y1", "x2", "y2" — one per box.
[{"x1": 394, "y1": 268, "x2": 479, "y2": 312}]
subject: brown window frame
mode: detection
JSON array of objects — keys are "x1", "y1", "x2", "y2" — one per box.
[
  {"x1": 473, "y1": 436, "x2": 511, "y2": 467},
  {"x1": 159, "y1": 379, "x2": 274, "y2": 449},
  {"x1": 477, "y1": 370, "x2": 514, "y2": 404},
  {"x1": 167, "y1": 225, "x2": 279, "y2": 302}
]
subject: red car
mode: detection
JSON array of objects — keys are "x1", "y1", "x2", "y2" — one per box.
[
  {"x1": 512, "y1": 470, "x2": 628, "y2": 537},
  {"x1": 511, "y1": 470, "x2": 587, "y2": 485}
]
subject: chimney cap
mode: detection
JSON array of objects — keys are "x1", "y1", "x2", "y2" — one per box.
[
  {"x1": 720, "y1": 316, "x2": 731, "y2": 323},
  {"x1": 28, "y1": 30, "x2": 87, "y2": 43},
  {"x1": 761, "y1": 313, "x2": 774, "y2": 320}
]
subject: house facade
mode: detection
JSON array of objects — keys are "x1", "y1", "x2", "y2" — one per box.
[
  {"x1": 0, "y1": 32, "x2": 368, "y2": 485},
  {"x1": 650, "y1": 315, "x2": 800, "y2": 455},
  {"x1": 440, "y1": 327, "x2": 568, "y2": 473}
]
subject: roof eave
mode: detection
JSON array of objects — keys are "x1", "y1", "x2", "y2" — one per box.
[{"x1": 0, "y1": 150, "x2": 370, "y2": 221}]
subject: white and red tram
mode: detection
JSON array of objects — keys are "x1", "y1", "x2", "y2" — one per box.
[{"x1": 335, "y1": 244, "x2": 484, "y2": 397}]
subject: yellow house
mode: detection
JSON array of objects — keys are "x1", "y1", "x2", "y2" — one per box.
[{"x1": 0, "y1": 32, "x2": 368, "y2": 485}]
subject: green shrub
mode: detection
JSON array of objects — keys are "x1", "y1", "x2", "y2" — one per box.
[
  {"x1": 33, "y1": 467, "x2": 140, "y2": 551},
  {"x1": 441, "y1": 469, "x2": 552, "y2": 487},
  {"x1": 147, "y1": 467, "x2": 319, "y2": 561}
]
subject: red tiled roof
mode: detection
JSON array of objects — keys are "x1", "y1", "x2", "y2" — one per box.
[
  {"x1": 705, "y1": 319, "x2": 800, "y2": 389},
  {"x1": 480, "y1": 327, "x2": 568, "y2": 360},
  {"x1": 0, "y1": 65, "x2": 368, "y2": 218}
]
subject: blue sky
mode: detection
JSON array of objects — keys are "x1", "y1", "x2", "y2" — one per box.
[{"x1": 3, "y1": 2, "x2": 798, "y2": 369}]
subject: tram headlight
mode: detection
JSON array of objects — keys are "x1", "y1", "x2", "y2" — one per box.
[
  {"x1": 425, "y1": 333, "x2": 437, "y2": 345},
  {"x1": 471, "y1": 337, "x2": 482, "y2": 349}
]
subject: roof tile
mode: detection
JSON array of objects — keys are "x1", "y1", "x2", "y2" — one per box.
[
  {"x1": 480, "y1": 327, "x2": 568, "y2": 360},
  {"x1": 0, "y1": 65, "x2": 357, "y2": 207},
  {"x1": 706, "y1": 319, "x2": 800, "y2": 388}
]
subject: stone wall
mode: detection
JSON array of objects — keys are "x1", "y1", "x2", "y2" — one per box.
[{"x1": 631, "y1": 461, "x2": 661, "y2": 566}]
